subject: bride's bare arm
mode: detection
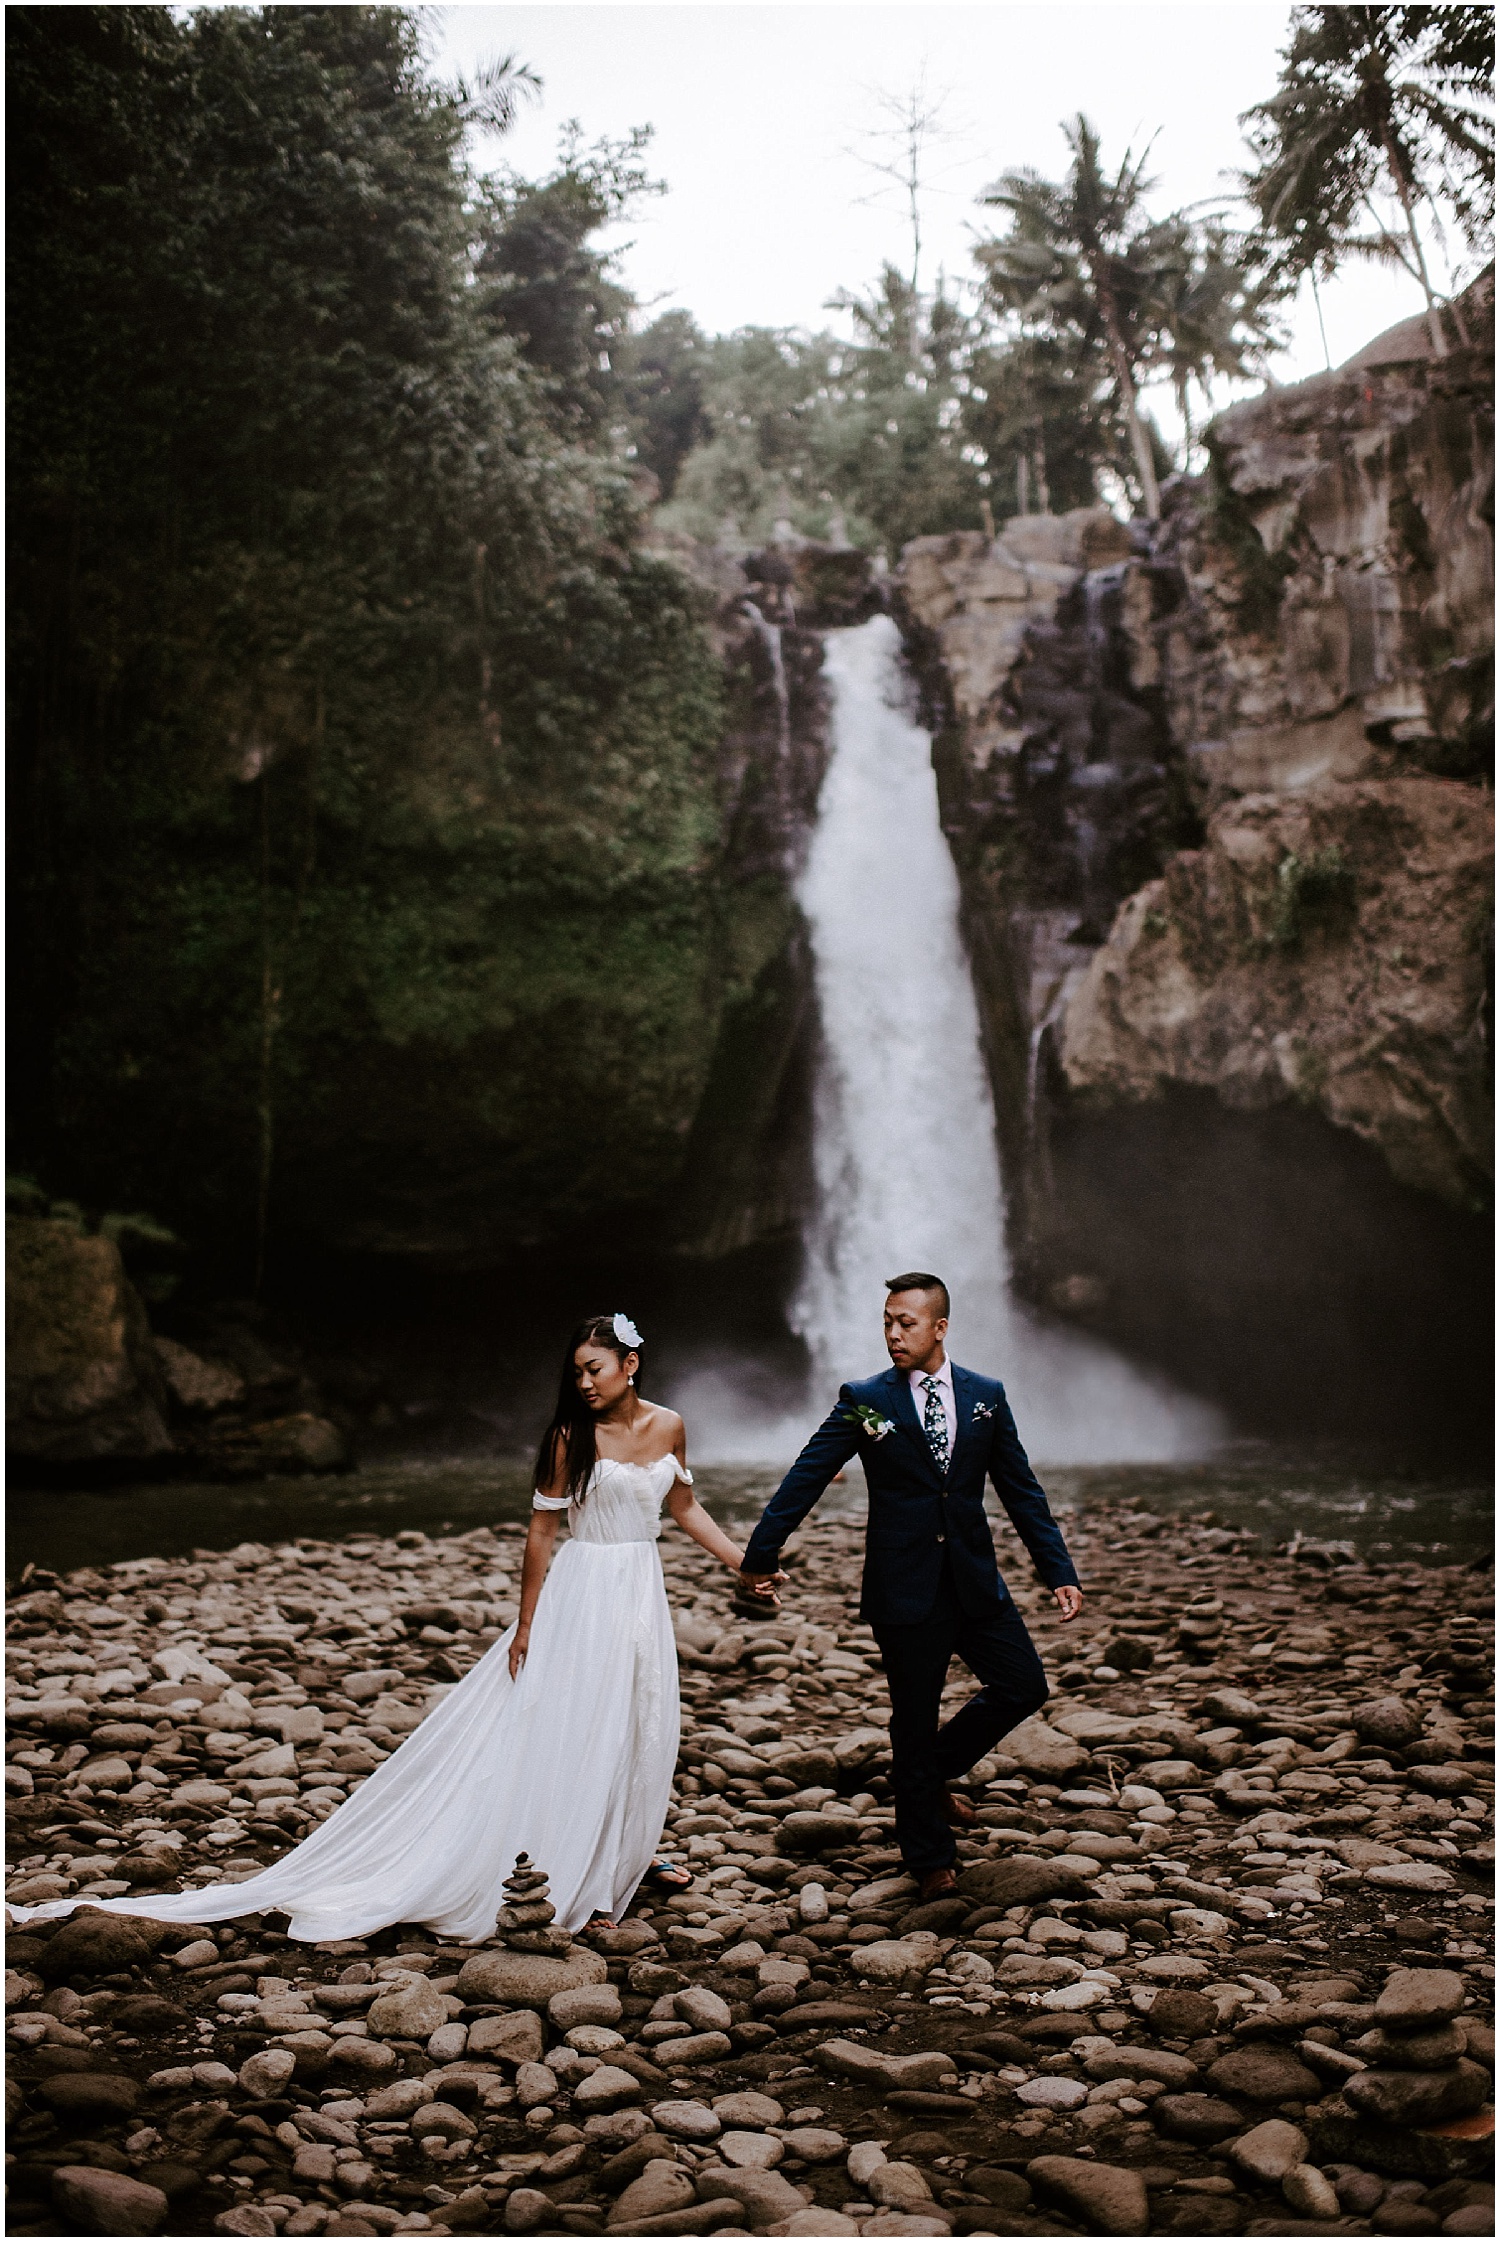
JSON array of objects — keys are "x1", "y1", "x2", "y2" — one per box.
[
  {"x1": 663, "y1": 1421, "x2": 780, "y2": 1583},
  {"x1": 665, "y1": 1478, "x2": 745, "y2": 1572},
  {"x1": 513, "y1": 1442, "x2": 567, "y2": 1676}
]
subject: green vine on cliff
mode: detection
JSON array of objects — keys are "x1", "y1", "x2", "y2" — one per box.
[
  {"x1": 1203, "y1": 436, "x2": 1299, "y2": 636},
  {"x1": 1269, "y1": 844, "x2": 1358, "y2": 950}
]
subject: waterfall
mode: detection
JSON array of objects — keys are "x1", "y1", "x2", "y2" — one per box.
[
  {"x1": 789, "y1": 614, "x2": 1219, "y2": 1463},
  {"x1": 745, "y1": 603, "x2": 791, "y2": 762}
]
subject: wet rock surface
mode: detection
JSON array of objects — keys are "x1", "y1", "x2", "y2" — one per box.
[{"x1": 6, "y1": 1502, "x2": 1493, "y2": 2235}]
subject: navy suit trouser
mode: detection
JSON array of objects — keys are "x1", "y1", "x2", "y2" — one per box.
[{"x1": 871, "y1": 1563, "x2": 1049, "y2": 1874}]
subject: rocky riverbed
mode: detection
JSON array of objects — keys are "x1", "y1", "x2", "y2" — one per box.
[{"x1": 6, "y1": 1501, "x2": 1494, "y2": 2238}]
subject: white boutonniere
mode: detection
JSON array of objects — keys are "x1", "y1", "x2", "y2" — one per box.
[
  {"x1": 970, "y1": 1401, "x2": 995, "y2": 1424},
  {"x1": 842, "y1": 1403, "x2": 897, "y2": 1441}
]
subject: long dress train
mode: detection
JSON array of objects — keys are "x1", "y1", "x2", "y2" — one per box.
[{"x1": 8, "y1": 1457, "x2": 685, "y2": 1942}]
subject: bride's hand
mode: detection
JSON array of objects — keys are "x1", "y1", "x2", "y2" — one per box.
[{"x1": 508, "y1": 1626, "x2": 530, "y2": 1680}]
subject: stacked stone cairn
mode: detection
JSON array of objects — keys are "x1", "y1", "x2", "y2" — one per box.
[
  {"x1": 1316, "y1": 1967, "x2": 1493, "y2": 2174},
  {"x1": 494, "y1": 1854, "x2": 572, "y2": 1956}
]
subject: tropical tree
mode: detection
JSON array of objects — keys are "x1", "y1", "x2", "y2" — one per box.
[
  {"x1": 615, "y1": 310, "x2": 711, "y2": 500},
  {"x1": 961, "y1": 328, "x2": 1108, "y2": 516},
  {"x1": 450, "y1": 49, "x2": 540, "y2": 135},
  {"x1": 1153, "y1": 220, "x2": 1283, "y2": 466},
  {"x1": 976, "y1": 117, "x2": 1191, "y2": 518},
  {"x1": 476, "y1": 126, "x2": 661, "y2": 436},
  {"x1": 8, "y1": 6, "x2": 729, "y2": 1283},
  {"x1": 654, "y1": 275, "x2": 996, "y2": 554},
  {"x1": 1240, "y1": 4, "x2": 1495, "y2": 358}
]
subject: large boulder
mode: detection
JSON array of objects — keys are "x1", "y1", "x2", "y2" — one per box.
[
  {"x1": 1374, "y1": 1968, "x2": 1466, "y2": 2029},
  {"x1": 1027, "y1": 2157, "x2": 1148, "y2": 2237},
  {"x1": 959, "y1": 1855, "x2": 1099, "y2": 1909},
  {"x1": 999, "y1": 1716, "x2": 1090, "y2": 1779},
  {"x1": 812, "y1": 2040, "x2": 957, "y2": 2093},
  {"x1": 454, "y1": 1947, "x2": 607, "y2": 2009},
  {"x1": 204, "y1": 1412, "x2": 349, "y2": 1477},
  {"x1": 7, "y1": 1216, "x2": 171, "y2": 1463},
  {"x1": 38, "y1": 1909, "x2": 170, "y2": 1981},
  {"x1": 51, "y1": 2168, "x2": 168, "y2": 2236}
]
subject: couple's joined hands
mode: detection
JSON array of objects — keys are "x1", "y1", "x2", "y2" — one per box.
[{"x1": 735, "y1": 1566, "x2": 789, "y2": 1614}]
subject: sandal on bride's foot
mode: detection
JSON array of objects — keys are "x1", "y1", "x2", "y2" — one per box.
[{"x1": 641, "y1": 1859, "x2": 693, "y2": 1892}]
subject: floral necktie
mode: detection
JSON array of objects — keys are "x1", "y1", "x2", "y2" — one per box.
[{"x1": 922, "y1": 1375, "x2": 950, "y2": 1473}]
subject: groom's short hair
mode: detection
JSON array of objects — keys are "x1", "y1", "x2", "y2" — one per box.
[{"x1": 885, "y1": 1271, "x2": 950, "y2": 1318}]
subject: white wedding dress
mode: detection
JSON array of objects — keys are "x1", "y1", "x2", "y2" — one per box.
[{"x1": 11, "y1": 1457, "x2": 685, "y2": 1943}]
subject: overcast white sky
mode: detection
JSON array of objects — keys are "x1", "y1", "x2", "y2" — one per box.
[{"x1": 424, "y1": 0, "x2": 1444, "y2": 410}]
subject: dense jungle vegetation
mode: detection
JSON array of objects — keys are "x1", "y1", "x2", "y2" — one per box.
[
  {"x1": 8, "y1": 4, "x2": 1491, "y2": 1293},
  {"x1": 9, "y1": 6, "x2": 739, "y2": 1282}
]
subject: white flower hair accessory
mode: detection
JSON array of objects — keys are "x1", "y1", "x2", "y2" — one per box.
[{"x1": 613, "y1": 1312, "x2": 643, "y2": 1349}]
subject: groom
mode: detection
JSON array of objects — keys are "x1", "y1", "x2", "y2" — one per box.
[{"x1": 741, "y1": 1273, "x2": 1083, "y2": 1899}]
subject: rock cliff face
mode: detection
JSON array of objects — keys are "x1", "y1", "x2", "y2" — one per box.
[
  {"x1": 897, "y1": 294, "x2": 1493, "y2": 1448},
  {"x1": 6, "y1": 1219, "x2": 172, "y2": 1467},
  {"x1": 663, "y1": 539, "x2": 881, "y2": 1268},
  {"x1": 6, "y1": 1212, "x2": 351, "y2": 1482}
]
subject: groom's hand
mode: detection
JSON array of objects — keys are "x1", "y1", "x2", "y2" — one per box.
[
  {"x1": 1053, "y1": 1586, "x2": 1084, "y2": 1623},
  {"x1": 737, "y1": 1568, "x2": 787, "y2": 1606}
]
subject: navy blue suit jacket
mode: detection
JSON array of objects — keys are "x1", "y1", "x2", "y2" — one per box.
[{"x1": 741, "y1": 1363, "x2": 1079, "y2": 1627}]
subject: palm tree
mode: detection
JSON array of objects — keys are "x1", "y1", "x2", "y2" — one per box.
[
  {"x1": 1155, "y1": 221, "x2": 1283, "y2": 467},
  {"x1": 1240, "y1": 5, "x2": 1494, "y2": 359},
  {"x1": 978, "y1": 117, "x2": 1187, "y2": 518},
  {"x1": 964, "y1": 327, "x2": 1113, "y2": 517},
  {"x1": 451, "y1": 51, "x2": 542, "y2": 136}
]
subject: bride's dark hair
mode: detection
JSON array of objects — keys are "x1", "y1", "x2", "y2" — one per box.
[{"x1": 534, "y1": 1315, "x2": 642, "y2": 1503}]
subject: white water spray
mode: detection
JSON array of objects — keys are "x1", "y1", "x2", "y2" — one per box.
[{"x1": 788, "y1": 615, "x2": 1219, "y2": 1463}]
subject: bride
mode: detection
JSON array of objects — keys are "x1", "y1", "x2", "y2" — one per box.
[{"x1": 10, "y1": 1313, "x2": 767, "y2": 1943}]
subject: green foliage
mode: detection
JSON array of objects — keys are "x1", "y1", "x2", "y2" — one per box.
[
  {"x1": 8, "y1": 5, "x2": 735, "y2": 1276},
  {"x1": 1269, "y1": 845, "x2": 1358, "y2": 950},
  {"x1": 651, "y1": 274, "x2": 996, "y2": 553},
  {"x1": 477, "y1": 124, "x2": 661, "y2": 437},
  {"x1": 616, "y1": 110, "x2": 1277, "y2": 544},
  {"x1": 977, "y1": 116, "x2": 1274, "y2": 509},
  {"x1": 1239, "y1": 5, "x2": 1494, "y2": 327},
  {"x1": 615, "y1": 311, "x2": 711, "y2": 500}
]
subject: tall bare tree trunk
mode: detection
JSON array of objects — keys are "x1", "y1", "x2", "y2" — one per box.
[
  {"x1": 1382, "y1": 135, "x2": 1449, "y2": 359},
  {"x1": 1092, "y1": 261, "x2": 1159, "y2": 518},
  {"x1": 1106, "y1": 324, "x2": 1160, "y2": 518},
  {"x1": 1310, "y1": 270, "x2": 1333, "y2": 370}
]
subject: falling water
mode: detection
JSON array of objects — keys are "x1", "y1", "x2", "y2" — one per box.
[
  {"x1": 790, "y1": 615, "x2": 1220, "y2": 1463},
  {"x1": 745, "y1": 602, "x2": 792, "y2": 762}
]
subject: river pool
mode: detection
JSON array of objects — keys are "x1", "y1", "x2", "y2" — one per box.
[{"x1": 6, "y1": 1447, "x2": 1491, "y2": 1578}]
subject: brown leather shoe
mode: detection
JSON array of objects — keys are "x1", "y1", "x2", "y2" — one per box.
[
  {"x1": 944, "y1": 1790, "x2": 978, "y2": 1828},
  {"x1": 918, "y1": 1866, "x2": 959, "y2": 1901}
]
